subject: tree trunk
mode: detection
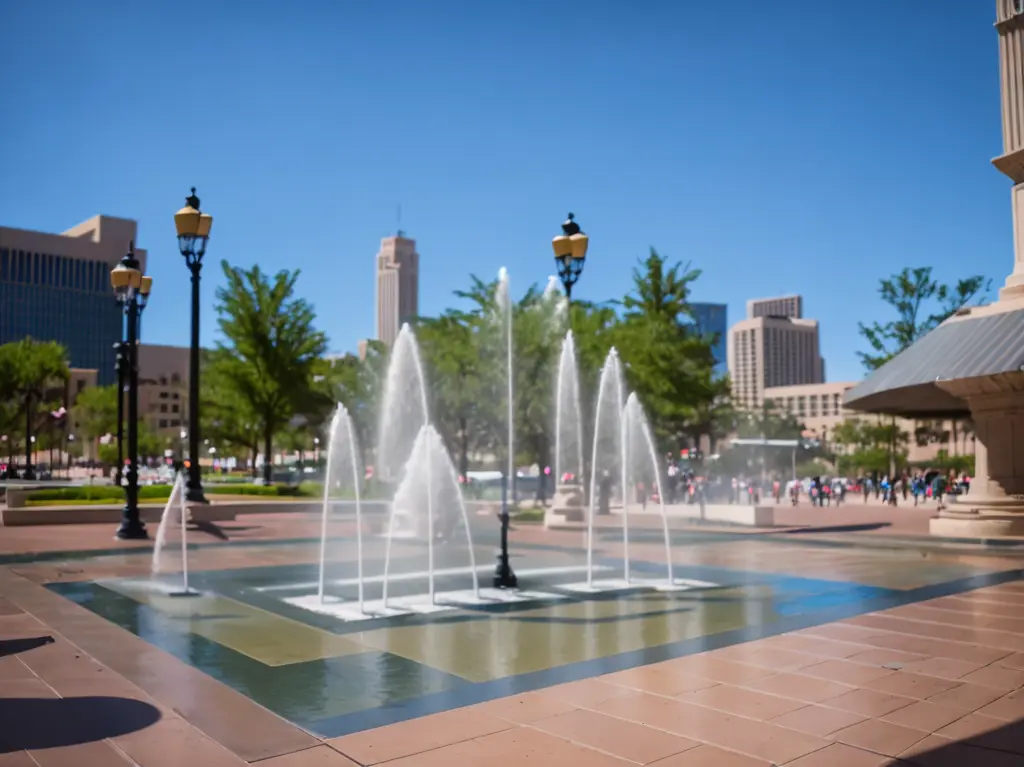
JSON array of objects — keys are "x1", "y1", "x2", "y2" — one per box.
[
  {"x1": 262, "y1": 428, "x2": 274, "y2": 485},
  {"x1": 250, "y1": 446, "x2": 258, "y2": 478},
  {"x1": 951, "y1": 420, "x2": 959, "y2": 456},
  {"x1": 23, "y1": 393, "x2": 32, "y2": 475},
  {"x1": 458, "y1": 416, "x2": 469, "y2": 479}
]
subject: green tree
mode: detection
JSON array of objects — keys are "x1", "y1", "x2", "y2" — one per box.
[
  {"x1": 70, "y1": 384, "x2": 119, "y2": 442},
  {"x1": 206, "y1": 261, "x2": 328, "y2": 484},
  {"x1": 202, "y1": 353, "x2": 262, "y2": 475},
  {"x1": 858, "y1": 267, "x2": 989, "y2": 370},
  {"x1": 614, "y1": 249, "x2": 719, "y2": 450},
  {"x1": 0, "y1": 339, "x2": 69, "y2": 475},
  {"x1": 319, "y1": 342, "x2": 388, "y2": 471},
  {"x1": 858, "y1": 266, "x2": 987, "y2": 472},
  {"x1": 417, "y1": 310, "x2": 485, "y2": 477}
]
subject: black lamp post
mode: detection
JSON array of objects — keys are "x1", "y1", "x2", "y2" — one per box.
[
  {"x1": 175, "y1": 188, "x2": 213, "y2": 503},
  {"x1": 111, "y1": 242, "x2": 153, "y2": 540},
  {"x1": 552, "y1": 213, "x2": 589, "y2": 304},
  {"x1": 114, "y1": 340, "x2": 127, "y2": 486}
]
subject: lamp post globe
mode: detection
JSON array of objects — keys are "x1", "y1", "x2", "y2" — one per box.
[
  {"x1": 552, "y1": 213, "x2": 589, "y2": 303},
  {"x1": 111, "y1": 242, "x2": 152, "y2": 540},
  {"x1": 176, "y1": 187, "x2": 213, "y2": 503}
]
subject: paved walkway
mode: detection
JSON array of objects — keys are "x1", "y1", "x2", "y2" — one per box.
[
  {"x1": 4, "y1": 575, "x2": 1024, "y2": 765},
  {"x1": 2, "y1": 511, "x2": 1024, "y2": 765}
]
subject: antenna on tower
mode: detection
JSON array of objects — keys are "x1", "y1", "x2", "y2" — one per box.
[{"x1": 396, "y1": 204, "x2": 405, "y2": 238}]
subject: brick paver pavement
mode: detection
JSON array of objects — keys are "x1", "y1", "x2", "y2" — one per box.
[{"x1": 2, "y1": 510, "x2": 1024, "y2": 765}]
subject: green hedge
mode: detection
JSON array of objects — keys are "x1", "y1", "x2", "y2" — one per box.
[{"x1": 25, "y1": 482, "x2": 319, "y2": 503}]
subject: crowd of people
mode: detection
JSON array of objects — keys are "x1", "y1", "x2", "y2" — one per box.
[{"x1": 649, "y1": 456, "x2": 973, "y2": 511}]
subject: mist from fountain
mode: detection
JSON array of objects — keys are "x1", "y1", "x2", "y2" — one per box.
[
  {"x1": 586, "y1": 348, "x2": 627, "y2": 587},
  {"x1": 555, "y1": 331, "x2": 585, "y2": 486},
  {"x1": 496, "y1": 268, "x2": 514, "y2": 504},
  {"x1": 378, "y1": 324, "x2": 432, "y2": 543},
  {"x1": 624, "y1": 393, "x2": 674, "y2": 586},
  {"x1": 381, "y1": 423, "x2": 480, "y2": 606},
  {"x1": 317, "y1": 404, "x2": 364, "y2": 609}
]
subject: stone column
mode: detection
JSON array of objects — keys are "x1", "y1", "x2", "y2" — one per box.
[
  {"x1": 932, "y1": 377, "x2": 1024, "y2": 536},
  {"x1": 1001, "y1": 184, "x2": 1024, "y2": 299}
]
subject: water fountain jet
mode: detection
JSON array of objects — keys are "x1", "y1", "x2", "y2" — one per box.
[{"x1": 317, "y1": 404, "x2": 364, "y2": 610}]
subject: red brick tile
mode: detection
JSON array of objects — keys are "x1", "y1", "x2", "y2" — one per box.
[
  {"x1": 933, "y1": 712, "x2": 1005, "y2": 741},
  {"x1": 881, "y1": 701, "x2": 968, "y2": 733},
  {"x1": 865, "y1": 672, "x2": 961, "y2": 700},
  {"x1": 744, "y1": 672, "x2": 855, "y2": 703},
  {"x1": 899, "y1": 657, "x2": 987, "y2": 680},
  {"x1": 255, "y1": 746, "x2": 360, "y2": 766},
  {"x1": 475, "y1": 691, "x2": 577, "y2": 724},
  {"x1": 824, "y1": 688, "x2": 917, "y2": 717},
  {"x1": 833, "y1": 718, "x2": 929, "y2": 757},
  {"x1": 648, "y1": 744, "x2": 772, "y2": 766},
  {"x1": 530, "y1": 708, "x2": 699, "y2": 764},
  {"x1": 926, "y1": 682, "x2": 1005, "y2": 711},
  {"x1": 784, "y1": 742, "x2": 892, "y2": 766},
  {"x1": 975, "y1": 689, "x2": 1024, "y2": 721},
  {"x1": 769, "y1": 704, "x2": 866, "y2": 737},
  {"x1": 328, "y1": 708, "x2": 511, "y2": 764},
  {"x1": 799, "y1": 659, "x2": 897, "y2": 686},
  {"x1": 959, "y1": 664, "x2": 1024, "y2": 690},
  {"x1": 594, "y1": 692, "x2": 829, "y2": 764},
  {"x1": 681, "y1": 684, "x2": 806, "y2": 721}
]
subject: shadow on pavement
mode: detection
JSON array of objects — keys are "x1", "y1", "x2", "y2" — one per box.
[
  {"x1": 0, "y1": 636, "x2": 54, "y2": 657},
  {"x1": 784, "y1": 523, "x2": 891, "y2": 535},
  {"x1": 906, "y1": 717, "x2": 1024, "y2": 765},
  {"x1": 0, "y1": 696, "x2": 161, "y2": 752}
]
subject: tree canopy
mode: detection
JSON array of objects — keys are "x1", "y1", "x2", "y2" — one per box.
[
  {"x1": 858, "y1": 267, "x2": 989, "y2": 371},
  {"x1": 204, "y1": 261, "x2": 328, "y2": 483}
]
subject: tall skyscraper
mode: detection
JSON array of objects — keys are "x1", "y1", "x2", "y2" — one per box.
[
  {"x1": 727, "y1": 294, "x2": 824, "y2": 410},
  {"x1": 0, "y1": 215, "x2": 146, "y2": 385},
  {"x1": 375, "y1": 234, "x2": 419, "y2": 347},
  {"x1": 690, "y1": 302, "x2": 728, "y2": 376}
]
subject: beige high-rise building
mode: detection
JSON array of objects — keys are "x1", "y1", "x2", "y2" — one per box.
[
  {"x1": 747, "y1": 295, "x2": 802, "y2": 320},
  {"x1": 375, "y1": 234, "x2": 419, "y2": 347},
  {"x1": 728, "y1": 295, "x2": 824, "y2": 410}
]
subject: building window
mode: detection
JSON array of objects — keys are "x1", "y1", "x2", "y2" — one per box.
[
  {"x1": 159, "y1": 419, "x2": 168, "y2": 428},
  {"x1": 171, "y1": 404, "x2": 179, "y2": 413},
  {"x1": 160, "y1": 404, "x2": 168, "y2": 413}
]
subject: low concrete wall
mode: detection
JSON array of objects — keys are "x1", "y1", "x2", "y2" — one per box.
[
  {"x1": 546, "y1": 503, "x2": 775, "y2": 530},
  {"x1": 0, "y1": 503, "x2": 237, "y2": 527},
  {"x1": 671, "y1": 503, "x2": 775, "y2": 527}
]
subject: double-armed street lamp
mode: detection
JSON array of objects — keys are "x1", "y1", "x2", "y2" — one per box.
[
  {"x1": 174, "y1": 188, "x2": 214, "y2": 503},
  {"x1": 110, "y1": 243, "x2": 153, "y2": 540}
]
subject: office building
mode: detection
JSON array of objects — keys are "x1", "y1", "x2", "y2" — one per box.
[
  {"x1": 747, "y1": 295, "x2": 802, "y2": 320},
  {"x1": 0, "y1": 216, "x2": 146, "y2": 385},
  {"x1": 137, "y1": 344, "x2": 189, "y2": 440},
  {"x1": 763, "y1": 381, "x2": 972, "y2": 464},
  {"x1": 727, "y1": 294, "x2": 824, "y2": 409},
  {"x1": 690, "y1": 302, "x2": 727, "y2": 376},
  {"x1": 375, "y1": 234, "x2": 419, "y2": 347}
]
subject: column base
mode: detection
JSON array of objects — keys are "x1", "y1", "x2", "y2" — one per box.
[
  {"x1": 929, "y1": 494, "x2": 1024, "y2": 538},
  {"x1": 545, "y1": 484, "x2": 585, "y2": 525}
]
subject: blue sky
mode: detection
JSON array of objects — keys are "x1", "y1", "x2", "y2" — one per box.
[{"x1": 0, "y1": 1, "x2": 1009, "y2": 382}]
